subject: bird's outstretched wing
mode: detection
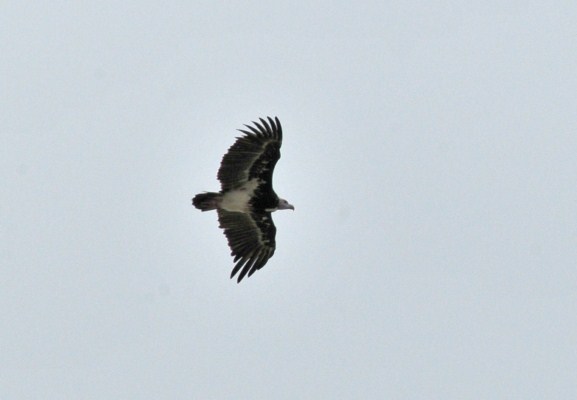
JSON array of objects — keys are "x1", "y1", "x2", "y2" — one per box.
[
  {"x1": 217, "y1": 209, "x2": 277, "y2": 282},
  {"x1": 217, "y1": 117, "x2": 282, "y2": 193}
]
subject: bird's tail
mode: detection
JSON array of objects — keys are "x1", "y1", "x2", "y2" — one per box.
[{"x1": 192, "y1": 192, "x2": 221, "y2": 211}]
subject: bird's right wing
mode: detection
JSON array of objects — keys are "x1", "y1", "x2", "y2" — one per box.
[{"x1": 217, "y1": 117, "x2": 282, "y2": 193}]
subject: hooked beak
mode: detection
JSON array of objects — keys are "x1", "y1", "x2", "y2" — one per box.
[
  {"x1": 278, "y1": 202, "x2": 294, "y2": 211},
  {"x1": 277, "y1": 198, "x2": 294, "y2": 211}
]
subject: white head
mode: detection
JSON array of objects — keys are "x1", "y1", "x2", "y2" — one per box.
[{"x1": 277, "y1": 198, "x2": 294, "y2": 211}]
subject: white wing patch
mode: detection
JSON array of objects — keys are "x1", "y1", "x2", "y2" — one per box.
[{"x1": 221, "y1": 179, "x2": 260, "y2": 212}]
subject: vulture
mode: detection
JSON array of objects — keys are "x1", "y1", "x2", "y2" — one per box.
[{"x1": 192, "y1": 117, "x2": 293, "y2": 282}]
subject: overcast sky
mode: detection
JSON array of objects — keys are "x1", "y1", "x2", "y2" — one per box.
[{"x1": 2, "y1": 1, "x2": 577, "y2": 399}]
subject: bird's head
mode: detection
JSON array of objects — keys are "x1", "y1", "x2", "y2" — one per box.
[{"x1": 277, "y1": 198, "x2": 294, "y2": 211}]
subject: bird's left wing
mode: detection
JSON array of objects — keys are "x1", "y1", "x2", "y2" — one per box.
[{"x1": 217, "y1": 209, "x2": 277, "y2": 282}]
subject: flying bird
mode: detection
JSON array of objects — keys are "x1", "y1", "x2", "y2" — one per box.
[{"x1": 192, "y1": 117, "x2": 294, "y2": 282}]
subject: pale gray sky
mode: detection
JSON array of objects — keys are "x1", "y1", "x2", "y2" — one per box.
[{"x1": 2, "y1": 1, "x2": 577, "y2": 399}]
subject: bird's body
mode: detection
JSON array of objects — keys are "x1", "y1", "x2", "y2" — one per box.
[{"x1": 192, "y1": 117, "x2": 293, "y2": 282}]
